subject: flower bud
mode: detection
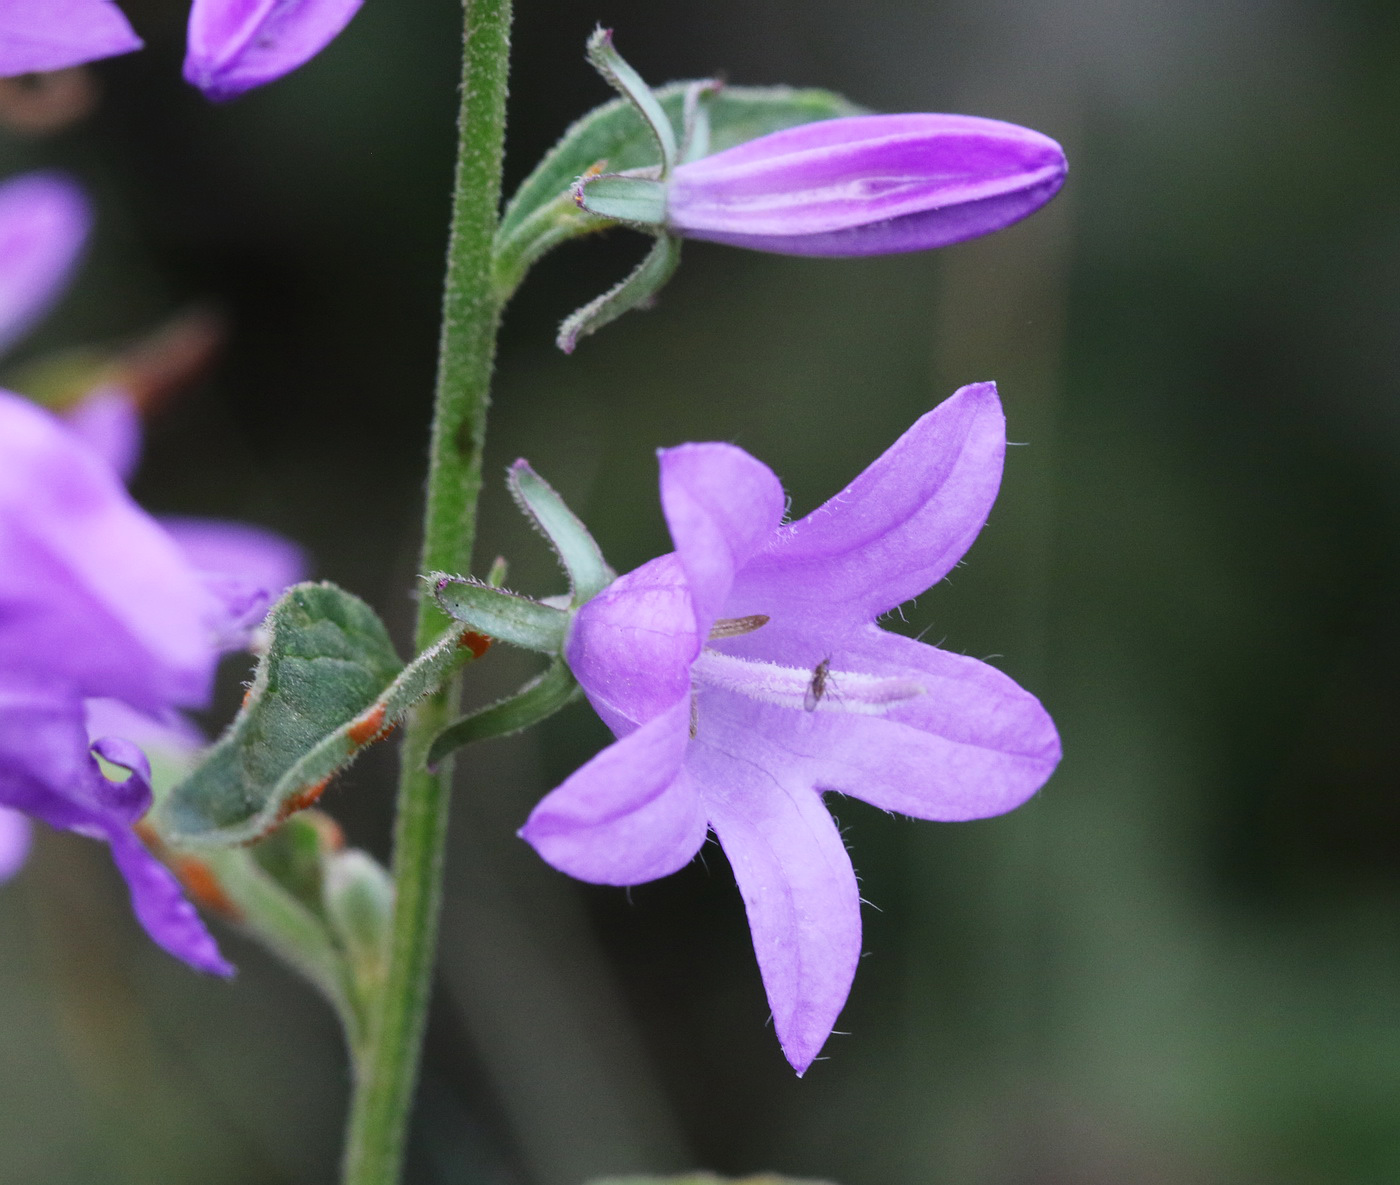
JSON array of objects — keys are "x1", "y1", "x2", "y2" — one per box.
[{"x1": 580, "y1": 112, "x2": 1067, "y2": 257}]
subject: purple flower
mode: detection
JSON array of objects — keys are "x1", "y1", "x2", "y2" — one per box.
[
  {"x1": 184, "y1": 0, "x2": 364, "y2": 102},
  {"x1": 0, "y1": 172, "x2": 91, "y2": 356},
  {"x1": 0, "y1": 0, "x2": 142, "y2": 78},
  {"x1": 0, "y1": 388, "x2": 303, "y2": 971},
  {"x1": 669, "y1": 113, "x2": 1066, "y2": 256},
  {"x1": 0, "y1": 0, "x2": 361, "y2": 102},
  {"x1": 520, "y1": 383, "x2": 1061, "y2": 1073}
]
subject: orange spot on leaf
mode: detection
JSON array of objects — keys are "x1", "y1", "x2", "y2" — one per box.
[
  {"x1": 458, "y1": 631, "x2": 491, "y2": 660},
  {"x1": 278, "y1": 776, "x2": 331, "y2": 823},
  {"x1": 348, "y1": 703, "x2": 387, "y2": 746}
]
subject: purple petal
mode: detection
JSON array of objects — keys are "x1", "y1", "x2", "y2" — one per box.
[
  {"x1": 696, "y1": 736, "x2": 860, "y2": 1076},
  {"x1": 520, "y1": 699, "x2": 706, "y2": 885},
  {"x1": 730, "y1": 383, "x2": 1005, "y2": 630},
  {"x1": 184, "y1": 0, "x2": 364, "y2": 102},
  {"x1": 659, "y1": 442, "x2": 786, "y2": 627},
  {"x1": 0, "y1": 809, "x2": 32, "y2": 882},
  {"x1": 566, "y1": 553, "x2": 699, "y2": 734},
  {"x1": 87, "y1": 734, "x2": 153, "y2": 820},
  {"x1": 723, "y1": 627, "x2": 1060, "y2": 821},
  {"x1": 0, "y1": 677, "x2": 103, "y2": 830},
  {"x1": 159, "y1": 516, "x2": 306, "y2": 648},
  {"x1": 105, "y1": 824, "x2": 233, "y2": 976},
  {"x1": 0, "y1": 172, "x2": 91, "y2": 356},
  {"x1": 0, "y1": 392, "x2": 217, "y2": 710},
  {"x1": 0, "y1": 0, "x2": 142, "y2": 78},
  {"x1": 668, "y1": 113, "x2": 1066, "y2": 257},
  {"x1": 64, "y1": 387, "x2": 141, "y2": 482}
]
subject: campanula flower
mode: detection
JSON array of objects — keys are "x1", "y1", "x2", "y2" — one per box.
[
  {"x1": 576, "y1": 112, "x2": 1067, "y2": 258},
  {"x1": 520, "y1": 383, "x2": 1061, "y2": 1073},
  {"x1": 0, "y1": 389, "x2": 303, "y2": 970},
  {"x1": 0, "y1": 0, "x2": 142, "y2": 78},
  {"x1": 0, "y1": 171, "x2": 90, "y2": 356},
  {"x1": 0, "y1": 0, "x2": 362, "y2": 102}
]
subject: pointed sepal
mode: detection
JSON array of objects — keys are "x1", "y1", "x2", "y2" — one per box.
[
  {"x1": 585, "y1": 27, "x2": 677, "y2": 171},
  {"x1": 428, "y1": 659, "x2": 580, "y2": 767},
  {"x1": 432, "y1": 576, "x2": 570, "y2": 652},
  {"x1": 556, "y1": 231, "x2": 681, "y2": 353},
  {"x1": 507, "y1": 460, "x2": 613, "y2": 605}
]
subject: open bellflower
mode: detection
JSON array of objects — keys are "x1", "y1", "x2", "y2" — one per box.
[
  {"x1": 520, "y1": 383, "x2": 1061, "y2": 1073},
  {"x1": 0, "y1": 390, "x2": 302, "y2": 973}
]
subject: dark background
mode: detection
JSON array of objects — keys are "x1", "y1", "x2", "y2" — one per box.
[{"x1": 3, "y1": 0, "x2": 1400, "y2": 1181}]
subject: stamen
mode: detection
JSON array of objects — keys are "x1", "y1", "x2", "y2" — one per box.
[
  {"x1": 708, "y1": 614, "x2": 770, "y2": 640},
  {"x1": 692, "y1": 648, "x2": 923, "y2": 716}
]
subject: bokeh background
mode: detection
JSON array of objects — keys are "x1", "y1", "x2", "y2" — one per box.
[{"x1": 3, "y1": 0, "x2": 1400, "y2": 1181}]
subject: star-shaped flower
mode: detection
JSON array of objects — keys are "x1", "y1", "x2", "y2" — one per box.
[{"x1": 520, "y1": 382, "x2": 1061, "y2": 1073}]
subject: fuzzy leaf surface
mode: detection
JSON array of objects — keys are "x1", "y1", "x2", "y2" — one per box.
[{"x1": 154, "y1": 583, "x2": 483, "y2": 846}]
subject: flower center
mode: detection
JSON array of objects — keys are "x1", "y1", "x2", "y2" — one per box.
[{"x1": 690, "y1": 647, "x2": 924, "y2": 717}]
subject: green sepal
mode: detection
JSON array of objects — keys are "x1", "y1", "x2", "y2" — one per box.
[
  {"x1": 428, "y1": 659, "x2": 579, "y2": 767},
  {"x1": 556, "y1": 231, "x2": 680, "y2": 354},
  {"x1": 493, "y1": 84, "x2": 864, "y2": 301},
  {"x1": 585, "y1": 27, "x2": 678, "y2": 171},
  {"x1": 573, "y1": 174, "x2": 667, "y2": 225},
  {"x1": 153, "y1": 583, "x2": 482, "y2": 847},
  {"x1": 507, "y1": 460, "x2": 613, "y2": 605},
  {"x1": 431, "y1": 576, "x2": 570, "y2": 652}
]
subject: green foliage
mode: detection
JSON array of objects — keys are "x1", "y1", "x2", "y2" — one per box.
[
  {"x1": 153, "y1": 582, "x2": 479, "y2": 847},
  {"x1": 492, "y1": 82, "x2": 864, "y2": 299}
]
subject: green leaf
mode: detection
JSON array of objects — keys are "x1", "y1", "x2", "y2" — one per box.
[
  {"x1": 493, "y1": 83, "x2": 865, "y2": 300},
  {"x1": 153, "y1": 583, "x2": 482, "y2": 847}
]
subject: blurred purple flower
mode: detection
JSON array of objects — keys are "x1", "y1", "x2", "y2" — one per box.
[
  {"x1": 0, "y1": 389, "x2": 303, "y2": 971},
  {"x1": 0, "y1": 0, "x2": 142, "y2": 77},
  {"x1": 0, "y1": 172, "x2": 91, "y2": 357},
  {"x1": 667, "y1": 113, "x2": 1065, "y2": 256},
  {"x1": 0, "y1": 0, "x2": 361, "y2": 102},
  {"x1": 0, "y1": 808, "x2": 32, "y2": 881},
  {"x1": 183, "y1": 0, "x2": 364, "y2": 101},
  {"x1": 520, "y1": 382, "x2": 1061, "y2": 1073}
]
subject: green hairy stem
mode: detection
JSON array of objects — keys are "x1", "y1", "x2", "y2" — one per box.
[{"x1": 339, "y1": 0, "x2": 513, "y2": 1179}]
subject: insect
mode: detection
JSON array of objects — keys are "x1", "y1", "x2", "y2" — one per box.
[{"x1": 804, "y1": 656, "x2": 832, "y2": 712}]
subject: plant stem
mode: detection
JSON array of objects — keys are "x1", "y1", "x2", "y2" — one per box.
[{"x1": 340, "y1": 0, "x2": 512, "y2": 1179}]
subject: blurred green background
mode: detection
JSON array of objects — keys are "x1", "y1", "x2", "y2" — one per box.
[{"x1": 3, "y1": 0, "x2": 1400, "y2": 1181}]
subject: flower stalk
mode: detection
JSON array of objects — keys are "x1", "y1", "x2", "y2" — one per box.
[{"x1": 338, "y1": 0, "x2": 513, "y2": 1180}]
